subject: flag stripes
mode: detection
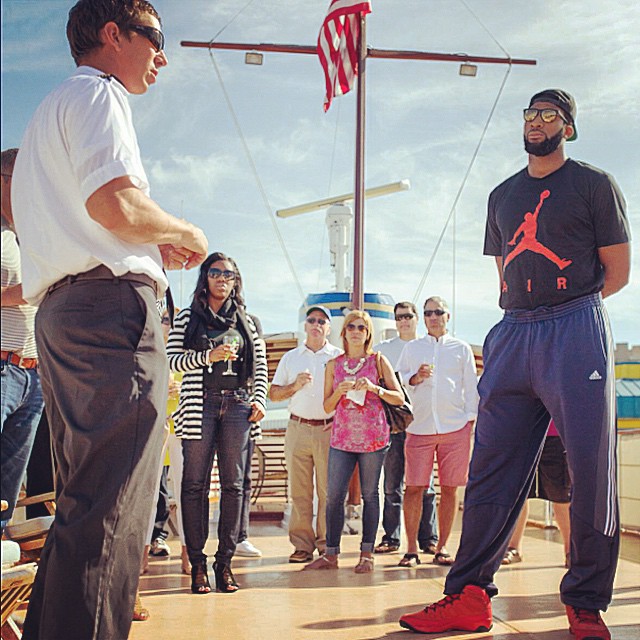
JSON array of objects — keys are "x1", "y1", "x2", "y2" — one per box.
[{"x1": 317, "y1": 0, "x2": 372, "y2": 112}]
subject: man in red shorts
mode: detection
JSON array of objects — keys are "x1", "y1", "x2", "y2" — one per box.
[{"x1": 396, "y1": 296, "x2": 479, "y2": 568}]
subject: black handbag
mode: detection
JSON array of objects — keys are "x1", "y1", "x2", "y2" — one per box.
[{"x1": 375, "y1": 352, "x2": 414, "y2": 434}]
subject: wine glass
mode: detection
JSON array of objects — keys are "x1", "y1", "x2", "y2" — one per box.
[{"x1": 222, "y1": 335, "x2": 239, "y2": 376}]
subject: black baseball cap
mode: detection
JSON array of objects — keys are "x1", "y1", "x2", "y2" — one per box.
[{"x1": 529, "y1": 89, "x2": 577, "y2": 141}]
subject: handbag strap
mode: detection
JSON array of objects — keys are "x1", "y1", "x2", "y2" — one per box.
[{"x1": 375, "y1": 351, "x2": 385, "y2": 386}]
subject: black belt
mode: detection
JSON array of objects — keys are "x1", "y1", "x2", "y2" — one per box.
[
  {"x1": 290, "y1": 414, "x2": 333, "y2": 427},
  {"x1": 47, "y1": 265, "x2": 158, "y2": 297}
]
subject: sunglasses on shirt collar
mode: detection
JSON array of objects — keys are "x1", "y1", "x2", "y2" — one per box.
[{"x1": 128, "y1": 24, "x2": 165, "y2": 52}]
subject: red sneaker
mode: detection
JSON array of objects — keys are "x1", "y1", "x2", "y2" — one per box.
[
  {"x1": 399, "y1": 585, "x2": 492, "y2": 633},
  {"x1": 566, "y1": 605, "x2": 611, "y2": 640}
]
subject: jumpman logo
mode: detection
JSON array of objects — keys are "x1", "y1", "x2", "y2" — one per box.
[{"x1": 503, "y1": 189, "x2": 572, "y2": 270}]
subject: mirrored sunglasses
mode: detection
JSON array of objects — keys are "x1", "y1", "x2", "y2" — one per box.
[
  {"x1": 207, "y1": 268, "x2": 236, "y2": 281},
  {"x1": 129, "y1": 24, "x2": 165, "y2": 52},
  {"x1": 424, "y1": 309, "x2": 447, "y2": 317},
  {"x1": 523, "y1": 108, "x2": 567, "y2": 124}
]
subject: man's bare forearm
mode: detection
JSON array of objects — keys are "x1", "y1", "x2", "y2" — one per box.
[{"x1": 85, "y1": 177, "x2": 204, "y2": 250}]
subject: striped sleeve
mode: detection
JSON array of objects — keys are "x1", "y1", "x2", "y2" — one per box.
[{"x1": 166, "y1": 308, "x2": 210, "y2": 372}]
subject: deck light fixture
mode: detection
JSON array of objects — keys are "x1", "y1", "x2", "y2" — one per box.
[
  {"x1": 245, "y1": 51, "x2": 263, "y2": 65},
  {"x1": 459, "y1": 62, "x2": 478, "y2": 77}
]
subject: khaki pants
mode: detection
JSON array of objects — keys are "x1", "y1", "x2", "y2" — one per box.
[{"x1": 284, "y1": 418, "x2": 331, "y2": 554}]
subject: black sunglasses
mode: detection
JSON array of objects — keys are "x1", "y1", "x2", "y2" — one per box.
[
  {"x1": 207, "y1": 268, "x2": 236, "y2": 281},
  {"x1": 424, "y1": 309, "x2": 447, "y2": 317},
  {"x1": 306, "y1": 317, "x2": 328, "y2": 326},
  {"x1": 395, "y1": 313, "x2": 415, "y2": 321},
  {"x1": 129, "y1": 24, "x2": 165, "y2": 52},
  {"x1": 523, "y1": 108, "x2": 567, "y2": 125}
]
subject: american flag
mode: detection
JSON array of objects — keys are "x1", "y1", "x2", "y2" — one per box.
[{"x1": 317, "y1": 0, "x2": 372, "y2": 112}]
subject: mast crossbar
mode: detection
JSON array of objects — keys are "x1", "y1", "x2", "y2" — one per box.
[{"x1": 180, "y1": 41, "x2": 536, "y2": 67}]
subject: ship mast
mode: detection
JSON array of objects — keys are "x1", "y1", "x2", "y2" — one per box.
[{"x1": 182, "y1": 20, "x2": 536, "y2": 310}]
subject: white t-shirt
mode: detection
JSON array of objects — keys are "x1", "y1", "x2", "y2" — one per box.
[
  {"x1": 12, "y1": 66, "x2": 167, "y2": 305},
  {"x1": 396, "y1": 333, "x2": 479, "y2": 435},
  {"x1": 373, "y1": 336, "x2": 415, "y2": 370},
  {"x1": 272, "y1": 342, "x2": 343, "y2": 420}
]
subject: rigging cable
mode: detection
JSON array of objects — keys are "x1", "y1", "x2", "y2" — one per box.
[
  {"x1": 210, "y1": 0, "x2": 257, "y2": 43},
  {"x1": 413, "y1": 0, "x2": 513, "y2": 306},
  {"x1": 412, "y1": 63, "x2": 512, "y2": 305},
  {"x1": 207, "y1": 48, "x2": 306, "y2": 301},
  {"x1": 413, "y1": 0, "x2": 513, "y2": 309}
]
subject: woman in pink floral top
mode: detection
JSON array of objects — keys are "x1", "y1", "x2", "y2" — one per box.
[{"x1": 304, "y1": 310, "x2": 403, "y2": 573}]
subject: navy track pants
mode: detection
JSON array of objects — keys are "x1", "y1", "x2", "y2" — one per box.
[{"x1": 444, "y1": 293, "x2": 619, "y2": 611}]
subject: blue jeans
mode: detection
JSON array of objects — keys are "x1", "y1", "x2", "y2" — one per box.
[
  {"x1": 181, "y1": 389, "x2": 252, "y2": 566},
  {"x1": 381, "y1": 431, "x2": 438, "y2": 547},
  {"x1": 326, "y1": 446, "x2": 388, "y2": 555},
  {"x1": 238, "y1": 439, "x2": 254, "y2": 543},
  {"x1": 1, "y1": 361, "x2": 44, "y2": 529}
]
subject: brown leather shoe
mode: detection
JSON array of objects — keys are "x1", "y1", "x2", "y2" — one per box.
[{"x1": 289, "y1": 550, "x2": 313, "y2": 563}]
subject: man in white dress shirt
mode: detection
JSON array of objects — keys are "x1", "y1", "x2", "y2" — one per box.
[
  {"x1": 270, "y1": 305, "x2": 342, "y2": 563},
  {"x1": 12, "y1": 2, "x2": 207, "y2": 638},
  {"x1": 373, "y1": 301, "x2": 438, "y2": 555},
  {"x1": 396, "y1": 297, "x2": 478, "y2": 568}
]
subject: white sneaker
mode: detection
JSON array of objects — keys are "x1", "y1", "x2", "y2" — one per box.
[{"x1": 235, "y1": 539, "x2": 262, "y2": 557}]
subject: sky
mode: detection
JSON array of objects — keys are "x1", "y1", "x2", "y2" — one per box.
[{"x1": 1, "y1": 0, "x2": 639, "y2": 348}]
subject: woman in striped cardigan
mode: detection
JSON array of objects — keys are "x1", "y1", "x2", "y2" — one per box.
[{"x1": 167, "y1": 252, "x2": 268, "y2": 595}]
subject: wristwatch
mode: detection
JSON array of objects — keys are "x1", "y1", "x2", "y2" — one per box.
[{"x1": 377, "y1": 386, "x2": 384, "y2": 397}]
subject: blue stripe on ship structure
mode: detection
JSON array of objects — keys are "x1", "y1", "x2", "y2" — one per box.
[{"x1": 300, "y1": 292, "x2": 395, "y2": 323}]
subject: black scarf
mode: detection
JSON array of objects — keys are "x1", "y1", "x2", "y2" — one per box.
[{"x1": 184, "y1": 296, "x2": 255, "y2": 390}]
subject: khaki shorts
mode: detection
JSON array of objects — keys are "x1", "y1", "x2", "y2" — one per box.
[{"x1": 405, "y1": 423, "x2": 472, "y2": 488}]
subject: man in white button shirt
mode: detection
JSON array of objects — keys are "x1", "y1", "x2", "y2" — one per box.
[
  {"x1": 12, "y1": 2, "x2": 207, "y2": 638},
  {"x1": 396, "y1": 296, "x2": 479, "y2": 568},
  {"x1": 373, "y1": 301, "x2": 438, "y2": 556},
  {"x1": 270, "y1": 305, "x2": 342, "y2": 563}
]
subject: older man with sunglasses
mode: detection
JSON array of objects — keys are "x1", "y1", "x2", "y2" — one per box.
[
  {"x1": 396, "y1": 297, "x2": 479, "y2": 569},
  {"x1": 399, "y1": 90, "x2": 630, "y2": 640},
  {"x1": 12, "y1": 1, "x2": 207, "y2": 638},
  {"x1": 270, "y1": 306, "x2": 342, "y2": 563}
]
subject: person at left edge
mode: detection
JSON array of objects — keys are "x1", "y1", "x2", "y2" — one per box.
[
  {"x1": 12, "y1": 2, "x2": 208, "y2": 639},
  {"x1": 1, "y1": 148, "x2": 44, "y2": 534}
]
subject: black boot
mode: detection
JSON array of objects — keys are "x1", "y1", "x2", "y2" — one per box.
[
  {"x1": 190, "y1": 561, "x2": 211, "y2": 594},
  {"x1": 213, "y1": 561, "x2": 239, "y2": 593}
]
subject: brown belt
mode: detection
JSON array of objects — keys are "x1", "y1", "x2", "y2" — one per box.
[
  {"x1": 290, "y1": 414, "x2": 333, "y2": 427},
  {"x1": 47, "y1": 265, "x2": 158, "y2": 297},
  {"x1": 0, "y1": 351, "x2": 38, "y2": 369}
]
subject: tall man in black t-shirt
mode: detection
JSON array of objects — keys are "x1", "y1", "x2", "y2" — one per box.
[{"x1": 399, "y1": 90, "x2": 630, "y2": 640}]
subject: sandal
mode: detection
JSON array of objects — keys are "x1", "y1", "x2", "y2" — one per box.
[
  {"x1": 191, "y1": 562, "x2": 212, "y2": 594},
  {"x1": 398, "y1": 553, "x2": 421, "y2": 568},
  {"x1": 501, "y1": 548, "x2": 523, "y2": 565},
  {"x1": 374, "y1": 540, "x2": 400, "y2": 554},
  {"x1": 132, "y1": 592, "x2": 150, "y2": 621},
  {"x1": 433, "y1": 552, "x2": 454, "y2": 566},
  {"x1": 354, "y1": 556, "x2": 374, "y2": 574},
  {"x1": 213, "y1": 561, "x2": 239, "y2": 593},
  {"x1": 303, "y1": 554, "x2": 338, "y2": 571}
]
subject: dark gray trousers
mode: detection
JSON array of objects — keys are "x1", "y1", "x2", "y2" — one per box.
[{"x1": 23, "y1": 276, "x2": 168, "y2": 640}]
